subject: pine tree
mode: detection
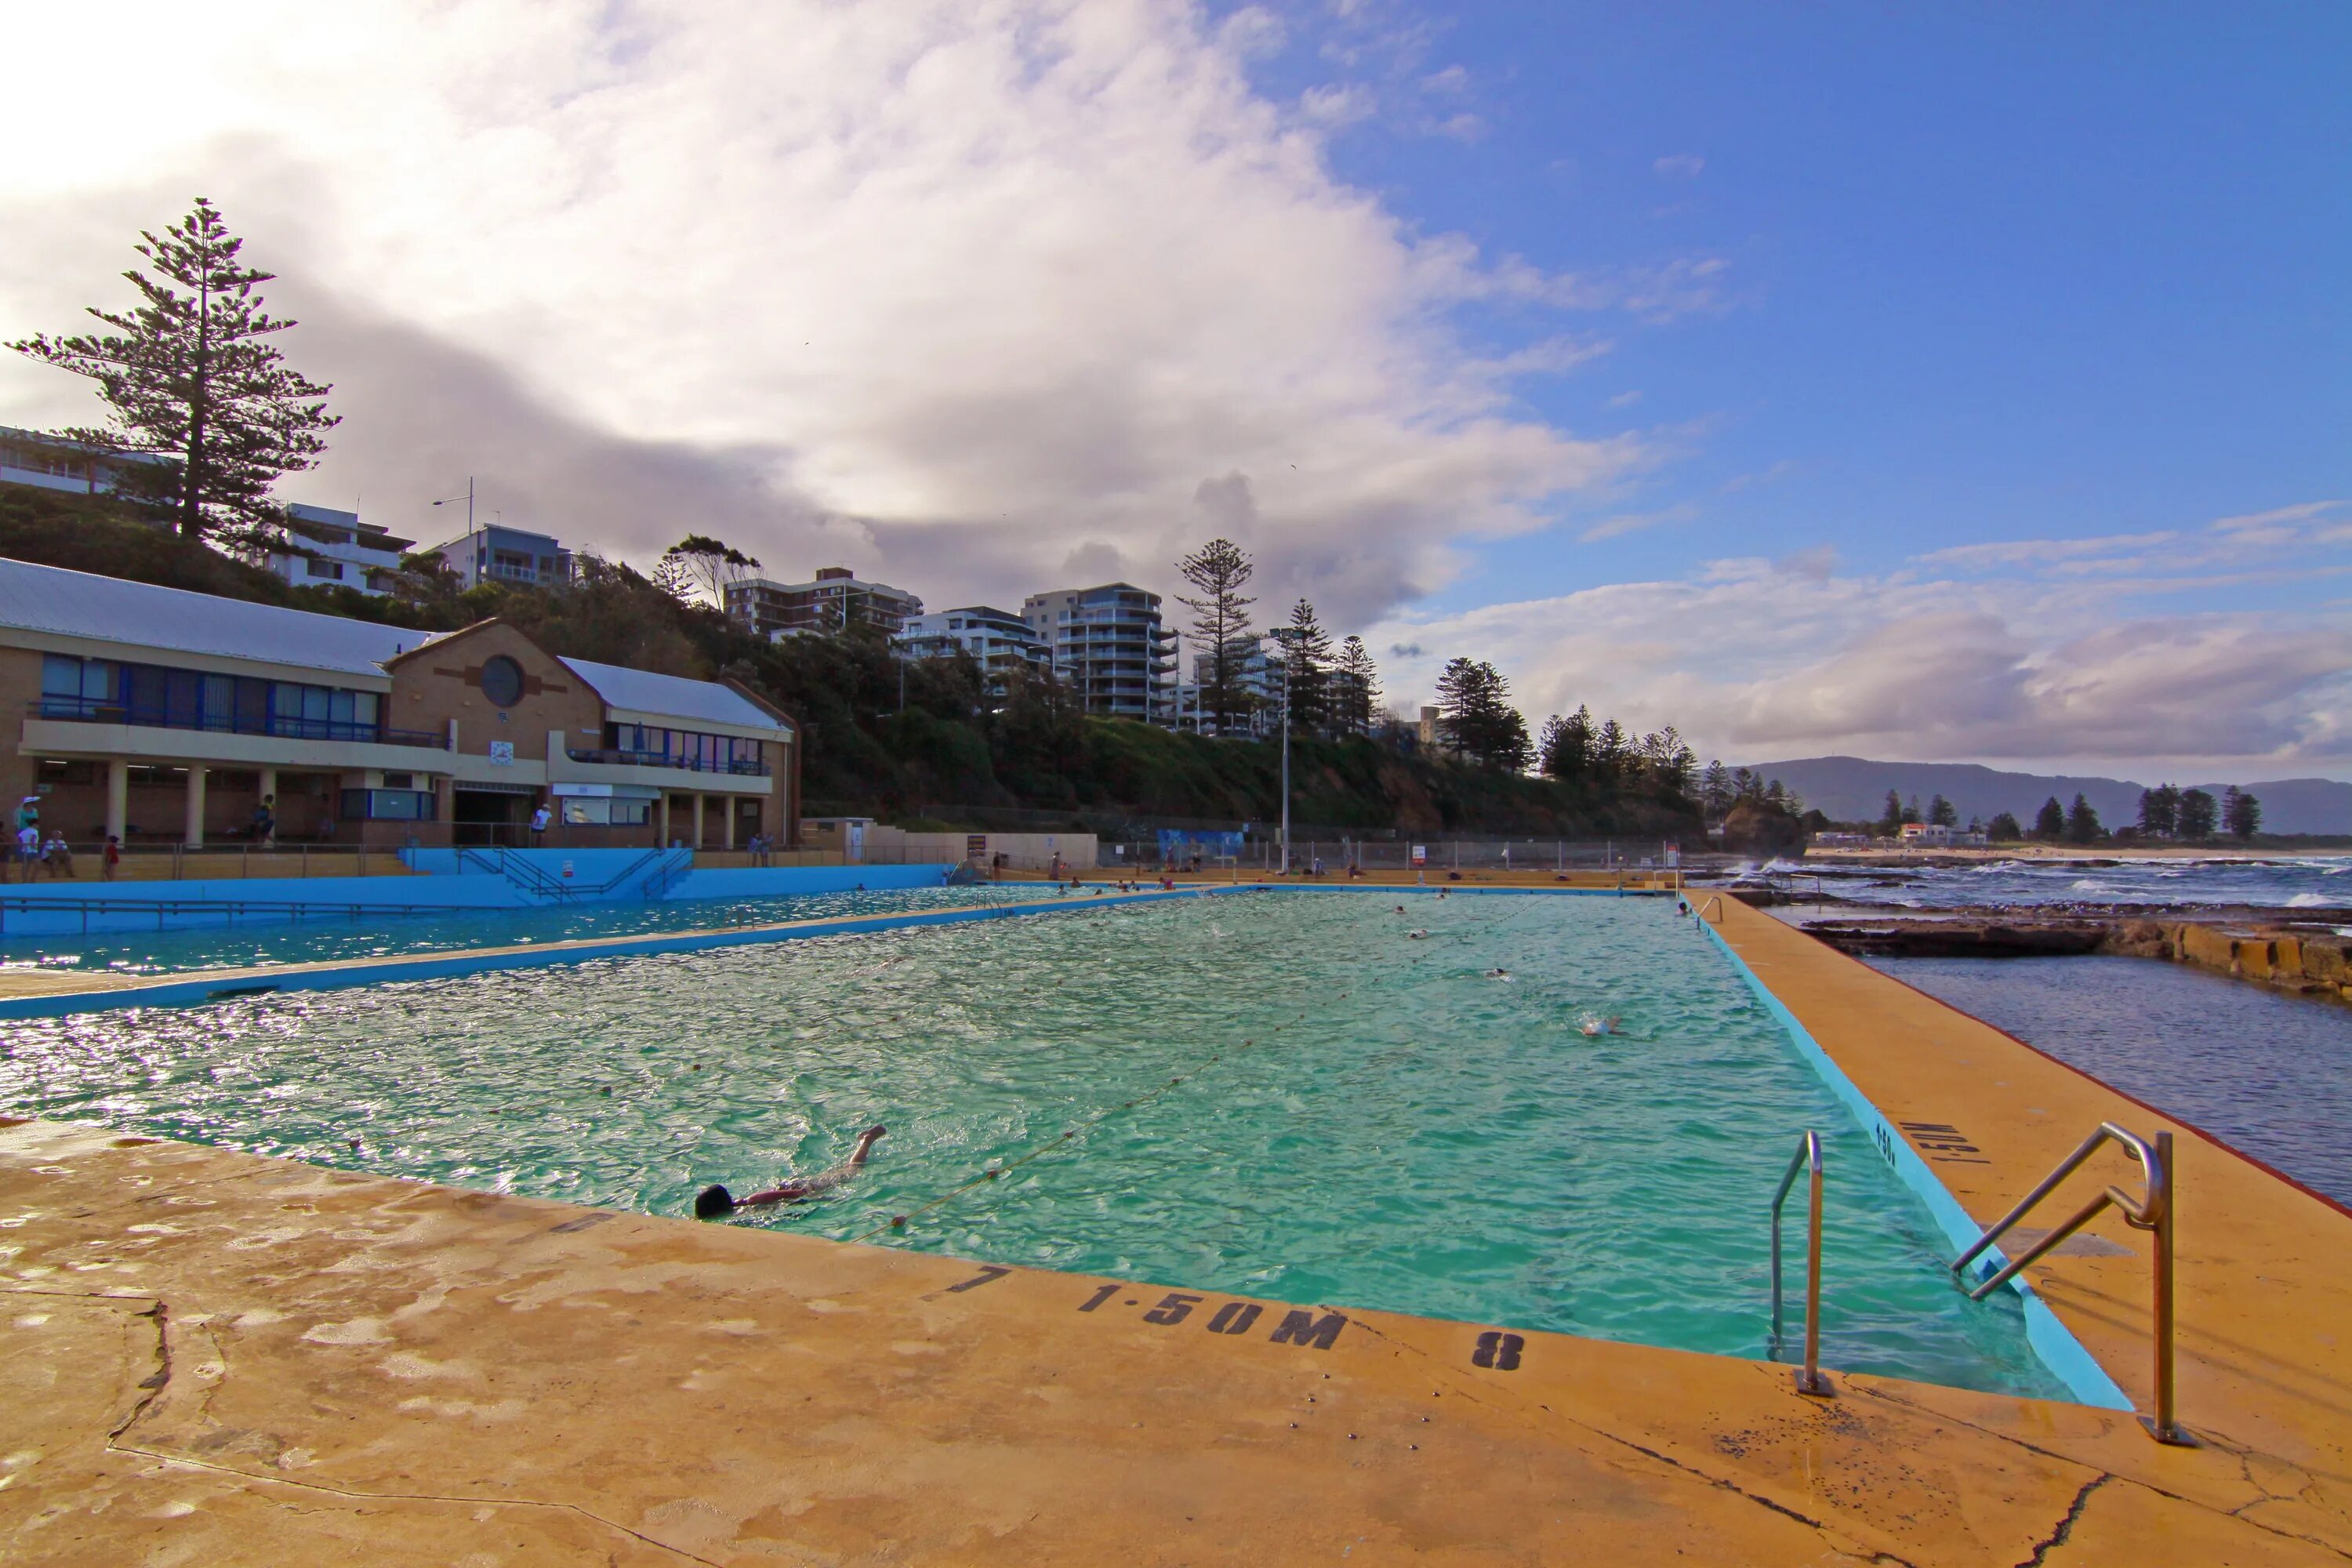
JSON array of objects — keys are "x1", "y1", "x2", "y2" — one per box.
[
  {"x1": 1331, "y1": 635, "x2": 1379, "y2": 735},
  {"x1": 2177, "y1": 788, "x2": 2219, "y2": 840},
  {"x1": 1593, "y1": 718, "x2": 1628, "y2": 782},
  {"x1": 1878, "y1": 789, "x2": 1904, "y2": 836},
  {"x1": 1174, "y1": 539, "x2": 1256, "y2": 734},
  {"x1": 1987, "y1": 811, "x2": 2023, "y2": 841},
  {"x1": 1434, "y1": 658, "x2": 1530, "y2": 771},
  {"x1": 2034, "y1": 797, "x2": 2067, "y2": 839},
  {"x1": 1902, "y1": 794, "x2": 1923, "y2": 826},
  {"x1": 1700, "y1": 759, "x2": 1731, "y2": 817},
  {"x1": 2065, "y1": 793, "x2": 2103, "y2": 844},
  {"x1": 11, "y1": 198, "x2": 339, "y2": 541},
  {"x1": 2223, "y1": 786, "x2": 2262, "y2": 840},
  {"x1": 1279, "y1": 598, "x2": 1333, "y2": 735},
  {"x1": 1929, "y1": 793, "x2": 1958, "y2": 826}
]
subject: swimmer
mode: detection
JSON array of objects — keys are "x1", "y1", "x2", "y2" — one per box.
[
  {"x1": 1485, "y1": 967, "x2": 1511, "y2": 980},
  {"x1": 1406, "y1": 928, "x2": 1429, "y2": 940},
  {"x1": 1578, "y1": 1015, "x2": 1622, "y2": 1037},
  {"x1": 695, "y1": 1126, "x2": 887, "y2": 1218},
  {"x1": 1395, "y1": 905, "x2": 1406, "y2": 914}
]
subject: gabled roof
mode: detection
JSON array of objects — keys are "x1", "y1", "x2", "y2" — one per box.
[
  {"x1": 0, "y1": 555, "x2": 434, "y2": 677},
  {"x1": 559, "y1": 656, "x2": 792, "y2": 734}
]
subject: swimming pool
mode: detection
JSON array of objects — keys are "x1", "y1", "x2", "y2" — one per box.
[
  {"x1": 0, "y1": 883, "x2": 1051, "y2": 976},
  {"x1": 0, "y1": 890, "x2": 2072, "y2": 1399}
]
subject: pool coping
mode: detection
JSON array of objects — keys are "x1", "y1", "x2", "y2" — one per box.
[{"x1": 4, "y1": 883, "x2": 2350, "y2": 1563}]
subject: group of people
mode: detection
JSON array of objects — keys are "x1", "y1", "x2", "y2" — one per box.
[{"x1": 5, "y1": 796, "x2": 112, "y2": 881}]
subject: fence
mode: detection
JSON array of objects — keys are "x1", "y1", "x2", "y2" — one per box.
[{"x1": 1093, "y1": 837, "x2": 1697, "y2": 873}]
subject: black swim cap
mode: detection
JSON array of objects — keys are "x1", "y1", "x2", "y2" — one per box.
[{"x1": 694, "y1": 1185, "x2": 735, "y2": 1219}]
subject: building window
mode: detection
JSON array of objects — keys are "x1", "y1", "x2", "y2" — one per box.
[
  {"x1": 310, "y1": 560, "x2": 345, "y2": 581},
  {"x1": 339, "y1": 788, "x2": 436, "y2": 821},
  {"x1": 478, "y1": 655, "x2": 524, "y2": 709}
]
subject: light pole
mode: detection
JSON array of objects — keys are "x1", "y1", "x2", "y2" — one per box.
[
  {"x1": 430, "y1": 477, "x2": 477, "y2": 586},
  {"x1": 1278, "y1": 641, "x2": 1292, "y2": 875}
]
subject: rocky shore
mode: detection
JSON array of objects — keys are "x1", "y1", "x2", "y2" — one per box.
[{"x1": 1777, "y1": 896, "x2": 2352, "y2": 1005}]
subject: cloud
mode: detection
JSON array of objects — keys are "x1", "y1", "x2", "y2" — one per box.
[
  {"x1": 1363, "y1": 546, "x2": 2352, "y2": 772},
  {"x1": 1653, "y1": 154, "x2": 1706, "y2": 179},
  {"x1": 1300, "y1": 82, "x2": 1377, "y2": 127},
  {"x1": 1578, "y1": 506, "x2": 1690, "y2": 544},
  {"x1": 0, "y1": 0, "x2": 1650, "y2": 633},
  {"x1": 1606, "y1": 390, "x2": 1644, "y2": 408}
]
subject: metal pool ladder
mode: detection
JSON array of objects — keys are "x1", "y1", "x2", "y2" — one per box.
[
  {"x1": 1770, "y1": 1130, "x2": 1833, "y2": 1397},
  {"x1": 1949, "y1": 1123, "x2": 2194, "y2": 1446}
]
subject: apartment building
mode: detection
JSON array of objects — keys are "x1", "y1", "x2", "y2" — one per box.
[
  {"x1": 419, "y1": 524, "x2": 574, "y2": 591},
  {"x1": 1020, "y1": 583, "x2": 1174, "y2": 721},
  {"x1": 267, "y1": 503, "x2": 413, "y2": 598},
  {"x1": 893, "y1": 606, "x2": 1051, "y2": 700},
  {"x1": 0, "y1": 557, "x2": 797, "y2": 851},
  {"x1": 726, "y1": 568, "x2": 923, "y2": 639}
]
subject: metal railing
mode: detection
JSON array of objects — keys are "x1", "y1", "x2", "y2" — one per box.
[
  {"x1": 1951, "y1": 1123, "x2": 2191, "y2": 1445},
  {"x1": 457, "y1": 847, "x2": 577, "y2": 904},
  {"x1": 1697, "y1": 895, "x2": 1725, "y2": 924},
  {"x1": 638, "y1": 847, "x2": 695, "y2": 898},
  {"x1": 0, "y1": 892, "x2": 452, "y2": 936},
  {"x1": 563, "y1": 747, "x2": 770, "y2": 776},
  {"x1": 1769, "y1": 1131, "x2": 1833, "y2": 1397}
]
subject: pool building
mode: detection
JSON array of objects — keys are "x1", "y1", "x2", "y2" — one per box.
[{"x1": 0, "y1": 556, "x2": 799, "y2": 851}]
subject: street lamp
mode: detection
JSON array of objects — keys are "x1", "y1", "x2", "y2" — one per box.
[{"x1": 429, "y1": 477, "x2": 477, "y2": 586}]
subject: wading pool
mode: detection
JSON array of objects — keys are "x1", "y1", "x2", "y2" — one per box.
[{"x1": 0, "y1": 889, "x2": 2074, "y2": 1399}]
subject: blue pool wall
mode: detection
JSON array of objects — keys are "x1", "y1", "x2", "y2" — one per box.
[
  {"x1": 0, "y1": 859, "x2": 959, "y2": 938},
  {"x1": 1690, "y1": 910, "x2": 2134, "y2": 1411}
]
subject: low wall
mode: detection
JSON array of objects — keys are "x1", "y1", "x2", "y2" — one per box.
[
  {"x1": 0, "y1": 872, "x2": 529, "y2": 938},
  {"x1": 2113, "y1": 920, "x2": 2352, "y2": 1003},
  {"x1": 661, "y1": 864, "x2": 956, "y2": 900}
]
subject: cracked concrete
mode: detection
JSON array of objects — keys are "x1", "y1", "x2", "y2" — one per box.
[{"x1": 0, "y1": 893, "x2": 2347, "y2": 1563}]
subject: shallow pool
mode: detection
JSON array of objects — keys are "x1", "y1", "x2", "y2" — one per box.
[
  {"x1": 0, "y1": 883, "x2": 1051, "y2": 975},
  {"x1": 0, "y1": 890, "x2": 2070, "y2": 1398}
]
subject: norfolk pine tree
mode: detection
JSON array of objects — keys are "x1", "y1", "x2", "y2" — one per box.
[
  {"x1": 1332, "y1": 636, "x2": 1379, "y2": 735},
  {"x1": 10, "y1": 198, "x2": 338, "y2": 543},
  {"x1": 2034, "y1": 797, "x2": 2068, "y2": 840},
  {"x1": 1279, "y1": 598, "x2": 1333, "y2": 735},
  {"x1": 1175, "y1": 538, "x2": 1256, "y2": 734}
]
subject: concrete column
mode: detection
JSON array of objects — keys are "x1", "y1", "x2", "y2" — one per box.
[
  {"x1": 183, "y1": 766, "x2": 206, "y2": 848},
  {"x1": 659, "y1": 793, "x2": 673, "y2": 848},
  {"x1": 722, "y1": 796, "x2": 737, "y2": 850},
  {"x1": 105, "y1": 759, "x2": 129, "y2": 844},
  {"x1": 690, "y1": 793, "x2": 706, "y2": 849}
]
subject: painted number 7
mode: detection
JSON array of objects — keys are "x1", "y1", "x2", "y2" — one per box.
[{"x1": 1143, "y1": 1292, "x2": 1203, "y2": 1325}]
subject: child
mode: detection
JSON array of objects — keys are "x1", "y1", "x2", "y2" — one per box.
[{"x1": 102, "y1": 834, "x2": 122, "y2": 882}]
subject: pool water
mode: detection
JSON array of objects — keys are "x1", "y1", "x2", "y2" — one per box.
[
  {"x1": 0, "y1": 883, "x2": 1051, "y2": 975},
  {"x1": 0, "y1": 890, "x2": 2071, "y2": 1399}
]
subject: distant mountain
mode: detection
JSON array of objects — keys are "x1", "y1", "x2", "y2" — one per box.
[{"x1": 1732, "y1": 757, "x2": 2352, "y2": 835}]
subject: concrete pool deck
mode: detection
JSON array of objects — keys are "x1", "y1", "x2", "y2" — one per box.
[{"x1": 2, "y1": 891, "x2": 2348, "y2": 1563}]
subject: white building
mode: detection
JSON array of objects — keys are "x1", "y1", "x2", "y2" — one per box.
[
  {"x1": 267, "y1": 503, "x2": 413, "y2": 598},
  {"x1": 1896, "y1": 822, "x2": 1987, "y2": 848},
  {"x1": 419, "y1": 524, "x2": 573, "y2": 590},
  {"x1": 1, "y1": 426, "x2": 172, "y2": 499},
  {"x1": 1181, "y1": 635, "x2": 1285, "y2": 737},
  {"x1": 728, "y1": 568, "x2": 923, "y2": 638},
  {"x1": 1021, "y1": 583, "x2": 1173, "y2": 722},
  {"x1": 894, "y1": 606, "x2": 1051, "y2": 700}
]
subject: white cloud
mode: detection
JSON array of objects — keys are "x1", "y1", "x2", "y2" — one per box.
[
  {"x1": 1300, "y1": 82, "x2": 1377, "y2": 126},
  {"x1": 0, "y1": 0, "x2": 1645, "y2": 629},
  {"x1": 1365, "y1": 546, "x2": 2352, "y2": 772},
  {"x1": 1653, "y1": 154, "x2": 1705, "y2": 179}
]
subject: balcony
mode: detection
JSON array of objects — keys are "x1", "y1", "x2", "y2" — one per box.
[
  {"x1": 564, "y1": 747, "x2": 771, "y2": 778},
  {"x1": 29, "y1": 697, "x2": 445, "y2": 750}
]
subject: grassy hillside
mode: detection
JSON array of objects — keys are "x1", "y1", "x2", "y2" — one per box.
[{"x1": 0, "y1": 485, "x2": 1700, "y2": 837}]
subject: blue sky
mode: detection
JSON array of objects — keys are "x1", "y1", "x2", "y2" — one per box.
[
  {"x1": 1231, "y1": 2, "x2": 2349, "y2": 615},
  {"x1": 2, "y1": 1, "x2": 2345, "y2": 775}
]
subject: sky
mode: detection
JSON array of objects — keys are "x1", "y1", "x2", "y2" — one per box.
[{"x1": 1, "y1": 1, "x2": 2345, "y2": 781}]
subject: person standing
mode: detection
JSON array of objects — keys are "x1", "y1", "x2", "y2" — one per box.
[
  {"x1": 529, "y1": 801, "x2": 553, "y2": 847},
  {"x1": 101, "y1": 834, "x2": 122, "y2": 882},
  {"x1": 15, "y1": 821, "x2": 40, "y2": 881}
]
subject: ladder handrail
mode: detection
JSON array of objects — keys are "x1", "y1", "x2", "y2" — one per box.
[
  {"x1": 1950, "y1": 1122, "x2": 2191, "y2": 1446},
  {"x1": 1769, "y1": 1129, "x2": 1833, "y2": 1397},
  {"x1": 1697, "y1": 895, "x2": 1725, "y2": 924}
]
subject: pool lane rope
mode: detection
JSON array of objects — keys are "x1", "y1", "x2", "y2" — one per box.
[{"x1": 840, "y1": 895, "x2": 1537, "y2": 1246}]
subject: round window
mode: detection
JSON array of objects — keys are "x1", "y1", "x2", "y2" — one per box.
[{"x1": 479, "y1": 655, "x2": 524, "y2": 709}]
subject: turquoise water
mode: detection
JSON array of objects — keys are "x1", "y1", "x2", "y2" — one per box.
[
  {"x1": 0, "y1": 883, "x2": 1051, "y2": 975},
  {"x1": 0, "y1": 890, "x2": 2069, "y2": 1398}
]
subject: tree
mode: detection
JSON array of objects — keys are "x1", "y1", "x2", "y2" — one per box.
[
  {"x1": 1987, "y1": 811, "x2": 2023, "y2": 841},
  {"x1": 650, "y1": 554, "x2": 695, "y2": 604},
  {"x1": 1928, "y1": 793, "x2": 1958, "y2": 827},
  {"x1": 661, "y1": 535, "x2": 761, "y2": 607},
  {"x1": 1174, "y1": 538, "x2": 1256, "y2": 733},
  {"x1": 1434, "y1": 657, "x2": 1531, "y2": 771},
  {"x1": 2223, "y1": 786, "x2": 2262, "y2": 840},
  {"x1": 1878, "y1": 789, "x2": 1904, "y2": 837},
  {"x1": 1699, "y1": 759, "x2": 1731, "y2": 817},
  {"x1": 2065, "y1": 793, "x2": 2103, "y2": 844},
  {"x1": 1331, "y1": 635, "x2": 1379, "y2": 735},
  {"x1": 1278, "y1": 597, "x2": 1333, "y2": 735},
  {"x1": 1902, "y1": 794, "x2": 1923, "y2": 826},
  {"x1": 2176, "y1": 787, "x2": 2217, "y2": 840},
  {"x1": 11, "y1": 198, "x2": 338, "y2": 541},
  {"x1": 2033, "y1": 797, "x2": 2067, "y2": 840},
  {"x1": 2136, "y1": 784, "x2": 2181, "y2": 838}
]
